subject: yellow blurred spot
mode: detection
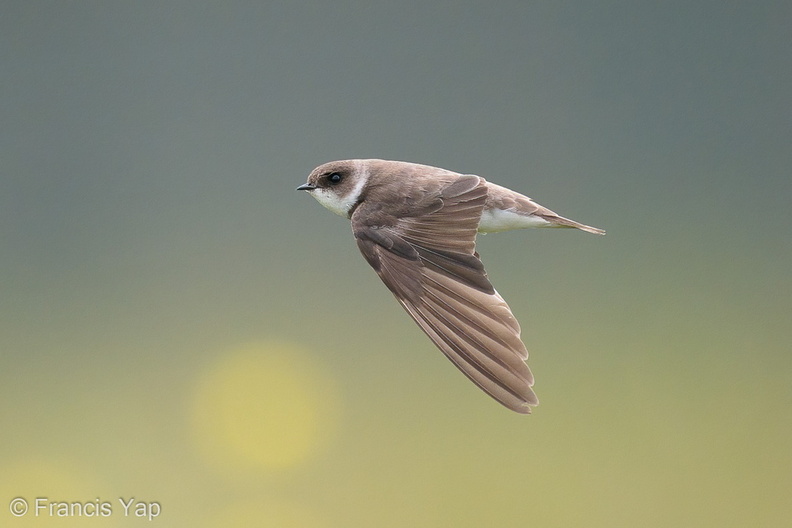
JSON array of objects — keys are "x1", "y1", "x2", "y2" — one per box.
[{"x1": 191, "y1": 342, "x2": 340, "y2": 473}]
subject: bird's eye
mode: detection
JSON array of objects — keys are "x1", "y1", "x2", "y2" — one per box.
[{"x1": 327, "y1": 172, "x2": 343, "y2": 184}]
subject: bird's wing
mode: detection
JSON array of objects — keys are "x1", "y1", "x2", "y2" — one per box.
[{"x1": 351, "y1": 174, "x2": 537, "y2": 413}]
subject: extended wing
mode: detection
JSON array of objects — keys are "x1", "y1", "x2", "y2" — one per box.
[{"x1": 352, "y1": 174, "x2": 538, "y2": 413}]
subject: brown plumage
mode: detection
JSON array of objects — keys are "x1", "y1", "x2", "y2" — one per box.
[{"x1": 297, "y1": 159, "x2": 604, "y2": 413}]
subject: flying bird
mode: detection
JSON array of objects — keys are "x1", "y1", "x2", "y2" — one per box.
[{"x1": 297, "y1": 159, "x2": 604, "y2": 413}]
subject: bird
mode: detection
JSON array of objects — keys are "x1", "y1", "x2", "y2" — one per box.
[{"x1": 297, "y1": 159, "x2": 604, "y2": 413}]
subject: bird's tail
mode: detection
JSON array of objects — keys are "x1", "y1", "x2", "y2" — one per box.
[{"x1": 541, "y1": 214, "x2": 606, "y2": 235}]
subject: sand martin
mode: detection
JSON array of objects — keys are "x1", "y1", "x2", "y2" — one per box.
[{"x1": 297, "y1": 159, "x2": 604, "y2": 413}]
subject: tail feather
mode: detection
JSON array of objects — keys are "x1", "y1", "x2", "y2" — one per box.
[{"x1": 541, "y1": 214, "x2": 606, "y2": 235}]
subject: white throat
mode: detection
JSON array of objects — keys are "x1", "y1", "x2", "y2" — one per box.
[{"x1": 311, "y1": 162, "x2": 369, "y2": 217}]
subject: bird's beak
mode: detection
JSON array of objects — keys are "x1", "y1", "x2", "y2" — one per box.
[{"x1": 296, "y1": 183, "x2": 316, "y2": 191}]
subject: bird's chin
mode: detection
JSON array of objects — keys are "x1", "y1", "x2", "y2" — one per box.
[{"x1": 311, "y1": 188, "x2": 352, "y2": 218}]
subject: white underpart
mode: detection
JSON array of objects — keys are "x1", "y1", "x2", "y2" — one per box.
[
  {"x1": 311, "y1": 161, "x2": 369, "y2": 217},
  {"x1": 478, "y1": 207, "x2": 552, "y2": 233}
]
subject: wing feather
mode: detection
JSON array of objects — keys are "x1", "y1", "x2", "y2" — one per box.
[{"x1": 352, "y1": 174, "x2": 538, "y2": 413}]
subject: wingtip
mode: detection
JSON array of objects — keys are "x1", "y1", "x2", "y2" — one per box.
[
  {"x1": 513, "y1": 400, "x2": 538, "y2": 415},
  {"x1": 505, "y1": 388, "x2": 539, "y2": 414}
]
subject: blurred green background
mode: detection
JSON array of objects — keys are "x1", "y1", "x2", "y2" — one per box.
[{"x1": 2, "y1": 1, "x2": 790, "y2": 526}]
